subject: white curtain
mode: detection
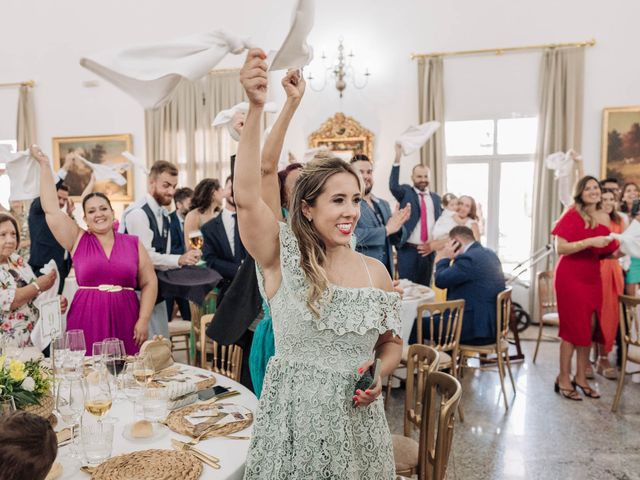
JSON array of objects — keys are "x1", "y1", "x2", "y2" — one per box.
[
  {"x1": 17, "y1": 85, "x2": 37, "y2": 150},
  {"x1": 144, "y1": 70, "x2": 245, "y2": 187},
  {"x1": 418, "y1": 57, "x2": 445, "y2": 193}
]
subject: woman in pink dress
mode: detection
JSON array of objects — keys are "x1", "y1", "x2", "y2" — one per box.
[{"x1": 32, "y1": 146, "x2": 157, "y2": 354}]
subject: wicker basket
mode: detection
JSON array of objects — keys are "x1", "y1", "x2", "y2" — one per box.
[{"x1": 21, "y1": 394, "x2": 54, "y2": 419}]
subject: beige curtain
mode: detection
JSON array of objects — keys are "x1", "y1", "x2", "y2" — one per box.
[
  {"x1": 144, "y1": 70, "x2": 245, "y2": 187},
  {"x1": 16, "y1": 85, "x2": 36, "y2": 150},
  {"x1": 418, "y1": 56, "x2": 445, "y2": 193},
  {"x1": 530, "y1": 47, "x2": 585, "y2": 309}
]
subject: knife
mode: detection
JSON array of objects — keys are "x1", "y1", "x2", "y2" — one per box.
[{"x1": 171, "y1": 439, "x2": 221, "y2": 469}]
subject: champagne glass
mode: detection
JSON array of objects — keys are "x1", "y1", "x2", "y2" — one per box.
[
  {"x1": 0, "y1": 396, "x2": 16, "y2": 416},
  {"x1": 83, "y1": 369, "x2": 112, "y2": 425},
  {"x1": 65, "y1": 329, "x2": 86, "y2": 377},
  {"x1": 56, "y1": 377, "x2": 84, "y2": 458},
  {"x1": 188, "y1": 230, "x2": 206, "y2": 267}
]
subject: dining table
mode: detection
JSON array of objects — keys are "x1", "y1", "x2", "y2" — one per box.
[{"x1": 54, "y1": 363, "x2": 258, "y2": 480}]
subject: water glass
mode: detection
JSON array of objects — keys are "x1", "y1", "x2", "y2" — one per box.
[
  {"x1": 52, "y1": 336, "x2": 69, "y2": 378},
  {"x1": 80, "y1": 420, "x2": 114, "y2": 465},
  {"x1": 122, "y1": 363, "x2": 143, "y2": 417},
  {"x1": 65, "y1": 330, "x2": 86, "y2": 375},
  {"x1": 142, "y1": 388, "x2": 168, "y2": 423},
  {"x1": 56, "y1": 378, "x2": 84, "y2": 458},
  {"x1": 91, "y1": 341, "x2": 104, "y2": 367},
  {"x1": 0, "y1": 396, "x2": 16, "y2": 416}
]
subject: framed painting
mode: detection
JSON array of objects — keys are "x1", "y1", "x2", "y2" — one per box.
[
  {"x1": 52, "y1": 134, "x2": 133, "y2": 201},
  {"x1": 601, "y1": 106, "x2": 640, "y2": 185},
  {"x1": 308, "y1": 112, "x2": 374, "y2": 161}
]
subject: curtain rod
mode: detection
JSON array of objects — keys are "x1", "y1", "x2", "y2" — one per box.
[
  {"x1": 411, "y1": 39, "x2": 596, "y2": 60},
  {"x1": 0, "y1": 80, "x2": 35, "y2": 88}
]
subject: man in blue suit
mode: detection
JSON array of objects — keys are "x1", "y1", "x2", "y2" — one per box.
[
  {"x1": 389, "y1": 145, "x2": 442, "y2": 285},
  {"x1": 166, "y1": 187, "x2": 193, "y2": 321},
  {"x1": 434, "y1": 226, "x2": 506, "y2": 345},
  {"x1": 351, "y1": 155, "x2": 410, "y2": 277}
]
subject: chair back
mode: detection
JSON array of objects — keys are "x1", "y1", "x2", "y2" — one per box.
[
  {"x1": 496, "y1": 287, "x2": 513, "y2": 345},
  {"x1": 536, "y1": 271, "x2": 556, "y2": 319},
  {"x1": 404, "y1": 344, "x2": 440, "y2": 437},
  {"x1": 199, "y1": 313, "x2": 243, "y2": 381},
  {"x1": 418, "y1": 371, "x2": 462, "y2": 480},
  {"x1": 619, "y1": 295, "x2": 640, "y2": 350},
  {"x1": 190, "y1": 291, "x2": 217, "y2": 363},
  {"x1": 416, "y1": 299, "x2": 465, "y2": 362}
]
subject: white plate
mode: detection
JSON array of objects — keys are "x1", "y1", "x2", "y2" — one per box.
[{"x1": 122, "y1": 421, "x2": 169, "y2": 443}]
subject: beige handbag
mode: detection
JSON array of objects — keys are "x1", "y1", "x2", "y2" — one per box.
[{"x1": 139, "y1": 336, "x2": 174, "y2": 372}]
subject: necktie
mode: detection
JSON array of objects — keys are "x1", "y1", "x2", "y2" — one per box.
[
  {"x1": 232, "y1": 213, "x2": 240, "y2": 259},
  {"x1": 419, "y1": 193, "x2": 428, "y2": 243}
]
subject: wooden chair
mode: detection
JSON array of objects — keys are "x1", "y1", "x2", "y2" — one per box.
[
  {"x1": 189, "y1": 291, "x2": 217, "y2": 366},
  {"x1": 612, "y1": 295, "x2": 640, "y2": 412},
  {"x1": 459, "y1": 287, "x2": 516, "y2": 412},
  {"x1": 392, "y1": 344, "x2": 440, "y2": 477},
  {"x1": 533, "y1": 271, "x2": 559, "y2": 363},
  {"x1": 386, "y1": 300, "x2": 464, "y2": 417},
  {"x1": 168, "y1": 316, "x2": 192, "y2": 365},
  {"x1": 199, "y1": 314, "x2": 243, "y2": 382},
  {"x1": 393, "y1": 371, "x2": 462, "y2": 480}
]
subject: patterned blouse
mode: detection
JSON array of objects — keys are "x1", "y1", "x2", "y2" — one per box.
[{"x1": 0, "y1": 253, "x2": 39, "y2": 347}]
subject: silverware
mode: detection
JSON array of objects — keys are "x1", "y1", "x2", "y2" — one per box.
[{"x1": 171, "y1": 439, "x2": 220, "y2": 469}]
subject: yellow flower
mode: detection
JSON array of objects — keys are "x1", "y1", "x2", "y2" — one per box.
[
  {"x1": 8, "y1": 360, "x2": 26, "y2": 382},
  {"x1": 0, "y1": 355, "x2": 5, "y2": 368}
]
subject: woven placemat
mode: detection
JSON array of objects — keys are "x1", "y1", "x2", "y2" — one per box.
[
  {"x1": 92, "y1": 449, "x2": 202, "y2": 480},
  {"x1": 165, "y1": 402, "x2": 253, "y2": 438}
]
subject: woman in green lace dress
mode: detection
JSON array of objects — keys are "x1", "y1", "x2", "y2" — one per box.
[{"x1": 236, "y1": 49, "x2": 403, "y2": 480}]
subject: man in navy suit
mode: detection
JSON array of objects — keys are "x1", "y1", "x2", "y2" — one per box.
[
  {"x1": 434, "y1": 226, "x2": 506, "y2": 345},
  {"x1": 166, "y1": 187, "x2": 193, "y2": 321},
  {"x1": 389, "y1": 144, "x2": 442, "y2": 285},
  {"x1": 351, "y1": 154, "x2": 410, "y2": 277},
  {"x1": 202, "y1": 176, "x2": 246, "y2": 303}
]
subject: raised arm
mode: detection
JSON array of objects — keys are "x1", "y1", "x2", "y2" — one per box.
[
  {"x1": 235, "y1": 49, "x2": 280, "y2": 274},
  {"x1": 261, "y1": 69, "x2": 305, "y2": 219},
  {"x1": 389, "y1": 144, "x2": 405, "y2": 202},
  {"x1": 31, "y1": 145, "x2": 81, "y2": 252},
  {"x1": 80, "y1": 173, "x2": 96, "y2": 202}
]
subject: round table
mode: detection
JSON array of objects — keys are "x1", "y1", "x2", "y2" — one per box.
[
  {"x1": 57, "y1": 364, "x2": 258, "y2": 480},
  {"x1": 398, "y1": 280, "x2": 436, "y2": 345}
]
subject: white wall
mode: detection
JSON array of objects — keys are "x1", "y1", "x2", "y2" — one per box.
[{"x1": 1, "y1": 0, "x2": 639, "y2": 203}]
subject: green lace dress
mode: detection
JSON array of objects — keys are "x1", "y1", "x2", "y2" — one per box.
[{"x1": 245, "y1": 223, "x2": 401, "y2": 479}]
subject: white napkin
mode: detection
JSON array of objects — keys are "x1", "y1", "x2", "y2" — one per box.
[
  {"x1": 545, "y1": 150, "x2": 581, "y2": 207},
  {"x1": 78, "y1": 156, "x2": 128, "y2": 186},
  {"x1": 1, "y1": 146, "x2": 41, "y2": 202},
  {"x1": 395, "y1": 122, "x2": 441, "y2": 156},
  {"x1": 122, "y1": 151, "x2": 150, "y2": 176},
  {"x1": 267, "y1": 0, "x2": 315, "y2": 71},
  {"x1": 80, "y1": 30, "x2": 253, "y2": 109},
  {"x1": 30, "y1": 260, "x2": 61, "y2": 351},
  {"x1": 610, "y1": 219, "x2": 640, "y2": 258},
  {"x1": 212, "y1": 101, "x2": 278, "y2": 141}
]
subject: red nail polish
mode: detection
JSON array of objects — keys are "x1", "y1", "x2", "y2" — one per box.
[
  {"x1": 365, "y1": 390, "x2": 371, "y2": 395},
  {"x1": 352, "y1": 396, "x2": 358, "y2": 401},
  {"x1": 357, "y1": 368, "x2": 363, "y2": 374},
  {"x1": 356, "y1": 390, "x2": 361, "y2": 395}
]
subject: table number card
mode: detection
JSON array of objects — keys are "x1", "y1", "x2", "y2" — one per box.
[{"x1": 39, "y1": 297, "x2": 62, "y2": 346}]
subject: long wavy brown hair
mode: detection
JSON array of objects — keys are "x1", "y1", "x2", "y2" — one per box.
[
  {"x1": 289, "y1": 155, "x2": 363, "y2": 316},
  {"x1": 572, "y1": 175, "x2": 601, "y2": 228}
]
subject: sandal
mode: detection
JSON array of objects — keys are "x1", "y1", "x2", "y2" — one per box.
[
  {"x1": 571, "y1": 378, "x2": 600, "y2": 399},
  {"x1": 596, "y1": 357, "x2": 618, "y2": 380},
  {"x1": 554, "y1": 378, "x2": 582, "y2": 401}
]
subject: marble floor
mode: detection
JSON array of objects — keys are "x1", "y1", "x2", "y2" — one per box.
[{"x1": 385, "y1": 331, "x2": 640, "y2": 480}]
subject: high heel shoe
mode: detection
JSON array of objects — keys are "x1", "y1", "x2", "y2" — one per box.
[
  {"x1": 554, "y1": 378, "x2": 582, "y2": 401},
  {"x1": 571, "y1": 378, "x2": 600, "y2": 399}
]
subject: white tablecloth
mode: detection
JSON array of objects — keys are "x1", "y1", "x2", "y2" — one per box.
[
  {"x1": 58, "y1": 364, "x2": 258, "y2": 480},
  {"x1": 398, "y1": 280, "x2": 436, "y2": 346}
]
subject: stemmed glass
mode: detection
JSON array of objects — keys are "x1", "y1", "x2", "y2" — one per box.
[
  {"x1": 52, "y1": 336, "x2": 69, "y2": 382},
  {"x1": 83, "y1": 368, "x2": 112, "y2": 426},
  {"x1": 56, "y1": 377, "x2": 84, "y2": 458},
  {"x1": 188, "y1": 230, "x2": 206, "y2": 267},
  {"x1": 91, "y1": 341, "x2": 104, "y2": 369},
  {"x1": 65, "y1": 330, "x2": 86, "y2": 377},
  {"x1": 122, "y1": 363, "x2": 144, "y2": 418},
  {"x1": 132, "y1": 354, "x2": 155, "y2": 388},
  {"x1": 0, "y1": 396, "x2": 16, "y2": 416},
  {"x1": 103, "y1": 339, "x2": 126, "y2": 400}
]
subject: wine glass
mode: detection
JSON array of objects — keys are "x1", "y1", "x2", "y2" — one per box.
[
  {"x1": 0, "y1": 396, "x2": 16, "y2": 416},
  {"x1": 65, "y1": 330, "x2": 86, "y2": 377},
  {"x1": 56, "y1": 377, "x2": 84, "y2": 458},
  {"x1": 91, "y1": 341, "x2": 104, "y2": 369},
  {"x1": 83, "y1": 368, "x2": 112, "y2": 425},
  {"x1": 103, "y1": 339, "x2": 126, "y2": 399},
  {"x1": 132, "y1": 354, "x2": 155, "y2": 388},
  {"x1": 52, "y1": 336, "x2": 69, "y2": 381},
  {"x1": 122, "y1": 363, "x2": 144, "y2": 418},
  {"x1": 188, "y1": 230, "x2": 206, "y2": 267}
]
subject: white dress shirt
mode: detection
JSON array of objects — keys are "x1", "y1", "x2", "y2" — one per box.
[
  {"x1": 125, "y1": 194, "x2": 180, "y2": 270},
  {"x1": 221, "y1": 207, "x2": 236, "y2": 257},
  {"x1": 407, "y1": 188, "x2": 436, "y2": 244}
]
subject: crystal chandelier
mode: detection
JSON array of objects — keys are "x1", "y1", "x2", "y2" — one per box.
[{"x1": 306, "y1": 38, "x2": 371, "y2": 98}]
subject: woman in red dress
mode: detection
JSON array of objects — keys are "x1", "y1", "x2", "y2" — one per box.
[{"x1": 552, "y1": 176, "x2": 619, "y2": 400}]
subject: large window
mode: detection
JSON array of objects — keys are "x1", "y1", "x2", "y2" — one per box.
[
  {"x1": 445, "y1": 118, "x2": 537, "y2": 276},
  {"x1": 0, "y1": 140, "x2": 17, "y2": 210}
]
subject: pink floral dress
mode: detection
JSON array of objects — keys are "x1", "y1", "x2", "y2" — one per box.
[{"x1": 0, "y1": 253, "x2": 39, "y2": 347}]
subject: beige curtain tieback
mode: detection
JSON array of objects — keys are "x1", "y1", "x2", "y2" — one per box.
[{"x1": 77, "y1": 285, "x2": 134, "y2": 293}]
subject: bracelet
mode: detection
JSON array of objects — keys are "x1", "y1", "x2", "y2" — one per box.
[{"x1": 32, "y1": 281, "x2": 41, "y2": 294}]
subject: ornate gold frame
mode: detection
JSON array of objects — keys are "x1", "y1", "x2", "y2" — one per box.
[
  {"x1": 308, "y1": 112, "x2": 374, "y2": 160},
  {"x1": 600, "y1": 106, "x2": 640, "y2": 182}
]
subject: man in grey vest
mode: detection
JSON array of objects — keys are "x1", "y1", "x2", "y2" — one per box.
[{"x1": 124, "y1": 161, "x2": 201, "y2": 338}]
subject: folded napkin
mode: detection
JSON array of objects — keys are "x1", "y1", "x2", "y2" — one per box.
[
  {"x1": 1, "y1": 146, "x2": 41, "y2": 201},
  {"x1": 212, "y1": 101, "x2": 278, "y2": 141},
  {"x1": 610, "y1": 219, "x2": 640, "y2": 258},
  {"x1": 395, "y1": 122, "x2": 440, "y2": 156},
  {"x1": 545, "y1": 150, "x2": 581, "y2": 207},
  {"x1": 267, "y1": 0, "x2": 314, "y2": 71},
  {"x1": 122, "y1": 151, "x2": 150, "y2": 175},
  {"x1": 30, "y1": 260, "x2": 61, "y2": 351}
]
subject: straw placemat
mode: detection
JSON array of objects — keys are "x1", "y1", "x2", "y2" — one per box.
[
  {"x1": 92, "y1": 449, "x2": 202, "y2": 480},
  {"x1": 165, "y1": 402, "x2": 253, "y2": 438}
]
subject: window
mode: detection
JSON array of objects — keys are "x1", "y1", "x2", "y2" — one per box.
[
  {"x1": 445, "y1": 118, "x2": 537, "y2": 278},
  {"x1": 0, "y1": 140, "x2": 17, "y2": 210}
]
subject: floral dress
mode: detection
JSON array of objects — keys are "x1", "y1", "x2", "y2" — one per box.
[
  {"x1": 0, "y1": 253, "x2": 39, "y2": 347},
  {"x1": 245, "y1": 223, "x2": 401, "y2": 479}
]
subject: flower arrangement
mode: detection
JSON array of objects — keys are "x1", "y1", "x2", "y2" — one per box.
[{"x1": 0, "y1": 356, "x2": 52, "y2": 408}]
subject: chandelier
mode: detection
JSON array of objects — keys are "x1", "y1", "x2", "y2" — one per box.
[{"x1": 306, "y1": 38, "x2": 371, "y2": 98}]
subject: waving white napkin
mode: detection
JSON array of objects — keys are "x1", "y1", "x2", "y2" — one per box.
[
  {"x1": 610, "y1": 219, "x2": 640, "y2": 258},
  {"x1": 30, "y1": 260, "x2": 61, "y2": 351},
  {"x1": 80, "y1": 30, "x2": 253, "y2": 109},
  {"x1": 545, "y1": 150, "x2": 581, "y2": 207},
  {"x1": 122, "y1": 151, "x2": 150, "y2": 176},
  {"x1": 267, "y1": 0, "x2": 314, "y2": 71},
  {"x1": 0, "y1": 146, "x2": 41, "y2": 201},
  {"x1": 395, "y1": 122, "x2": 440, "y2": 156},
  {"x1": 212, "y1": 101, "x2": 278, "y2": 140},
  {"x1": 78, "y1": 156, "x2": 128, "y2": 186}
]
